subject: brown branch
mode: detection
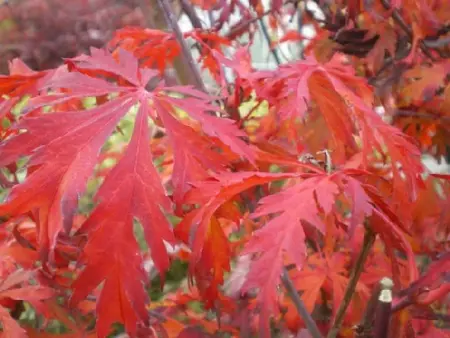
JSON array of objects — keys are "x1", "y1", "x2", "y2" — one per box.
[
  {"x1": 157, "y1": 0, "x2": 207, "y2": 93},
  {"x1": 327, "y1": 229, "x2": 376, "y2": 338},
  {"x1": 281, "y1": 268, "x2": 323, "y2": 338},
  {"x1": 423, "y1": 36, "x2": 450, "y2": 49},
  {"x1": 373, "y1": 278, "x2": 394, "y2": 338},
  {"x1": 393, "y1": 110, "x2": 450, "y2": 123},
  {"x1": 225, "y1": 8, "x2": 274, "y2": 39},
  {"x1": 140, "y1": 0, "x2": 191, "y2": 86},
  {"x1": 179, "y1": 0, "x2": 209, "y2": 54},
  {"x1": 380, "y1": 0, "x2": 439, "y2": 60},
  {"x1": 355, "y1": 281, "x2": 382, "y2": 338},
  {"x1": 180, "y1": 0, "x2": 204, "y2": 29}
]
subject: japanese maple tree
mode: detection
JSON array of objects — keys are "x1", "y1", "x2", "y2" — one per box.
[{"x1": 0, "y1": 0, "x2": 449, "y2": 337}]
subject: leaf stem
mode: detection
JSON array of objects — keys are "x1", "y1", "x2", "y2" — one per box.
[
  {"x1": 281, "y1": 267, "x2": 323, "y2": 338},
  {"x1": 326, "y1": 229, "x2": 376, "y2": 338}
]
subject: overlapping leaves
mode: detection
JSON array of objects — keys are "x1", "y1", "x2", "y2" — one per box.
[{"x1": 0, "y1": 48, "x2": 254, "y2": 336}]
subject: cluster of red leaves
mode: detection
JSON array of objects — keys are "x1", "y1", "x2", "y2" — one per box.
[
  {"x1": 0, "y1": 0, "x2": 449, "y2": 337},
  {"x1": 294, "y1": 0, "x2": 450, "y2": 160}
]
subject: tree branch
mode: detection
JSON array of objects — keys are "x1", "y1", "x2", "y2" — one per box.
[
  {"x1": 140, "y1": 0, "x2": 190, "y2": 86},
  {"x1": 180, "y1": 0, "x2": 204, "y2": 29},
  {"x1": 157, "y1": 0, "x2": 207, "y2": 93},
  {"x1": 355, "y1": 280, "x2": 382, "y2": 338},
  {"x1": 326, "y1": 229, "x2": 376, "y2": 338},
  {"x1": 393, "y1": 110, "x2": 450, "y2": 123},
  {"x1": 225, "y1": 0, "x2": 299, "y2": 39},
  {"x1": 281, "y1": 267, "x2": 323, "y2": 338},
  {"x1": 225, "y1": 8, "x2": 274, "y2": 39},
  {"x1": 380, "y1": 0, "x2": 439, "y2": 60},
  {"x1": 258, "y1": 16, "x2": 282, "y2": 65},
  {"x1": 423, "y1": 36, "x2": 450, "y2": 49},
  {"x1": 373, "y1": 278, "x2": 394, "y2": 338}
]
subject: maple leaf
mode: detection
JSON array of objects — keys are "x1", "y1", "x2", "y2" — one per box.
[
  {"x1": 109, "y1": 27, "x2": 233, "y2": 86},
  {"x1": 273, "y1": 30, "x2": 304, "y2": 47},
  {"x1": 290, "y1": 252, "x2": 370, "y2": 324},
  {"x1": 364, "y1": 23, "x2": 397, "y2": 74},
  {"x1": 240, "y1": 169, "x2": 417, "y2": 336},
  {"x1": 399, "y1": 60, "x2": 450, "y2": 107},
  {"x1": 186, "y1": 30, "x2": 232, "y2": 83},
  {"x1": 241, "y1": 173, "x2": 339, "y2": 336},
  {"x1": 159, "y1": 111, "x2": 228, "y2": 206},
  {"x1": 178, "y1": 172, "x2": 300, "y2": 262},
  {"x1": 0, "y1": 59, "x2": 53, "y2": 98},
  {"x1": 0, "y1": 269, "x2": 54, "y2": 338},
  {"x1": 319, "y1": 58, "x2": 425, "y2": 212},
  {"x1": 249, "y1": 55, "x2": 425, "y2": 214},
  {"x1": 69, "y1": 105, "x2": 176, "y2": 337},
  {"x1": 396, "y1": 252, "x2": 450, "y2": 307},
  {"x1": 175, "y1": 171, "x2": 298, "y2": 305},
  {"x1": 0, "y1": 48, "x2": 254, "y2": 336},
  {"x1": 109, "y1": 27, "x2": 180, "y2": 73}
]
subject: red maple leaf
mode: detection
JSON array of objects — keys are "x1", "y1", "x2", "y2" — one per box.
[
  {"x1": 176, "y1": 172, "x2": 299, "y2": 305},
  {"x1": 250, "y1": 55, "x2": 425, "y2": 222},
  {"x1": 291, "y1": 252, "x2": 370, "y2": 325},
  {"x1": 240, "y1": 169, "x2": 417, "y2": 336},
  {"x1": 241, "y1": 173, "x2": 339, "y2": 336},
  {"x1": 0, "y1": 48, "x2": 254, "y2": 336},
  {"x1": 0, "y1": 269, "x2": 54, "y2": 338},
  {"x1": 0, "y1": 58, "x2": 53, "y2": 98},
  {"x1": 395, "y1": 252, "x2": 450, "y2": 309},
  {"x1": 109, "y1": 27, "x2": 180, "y2": 73}
]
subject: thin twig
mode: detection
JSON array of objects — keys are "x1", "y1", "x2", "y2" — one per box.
[
  {"x1": 379, "y1": 0, "x2": 436, "y2": 60},
  {"x1": 297, "y1": 2, "x2": 305, "y2": 60},
  {"x1": 238, "y1": 100, "x2": 264, "y2": 127},
  {"x1": 225, "y1": 0, "x2": 299, "y2": 39},
  {"x1": 281, "y1": 267, "x2": 324, "y2": 338},
  {"x1": 394, "y1": 110, "x2": 450, "y2": 123},
  {"x1": 423, "y1": 36, "x2": 450, "y2": 49},
  {"x1": 157, "y1": 0, "x2": 208, "y2": 93},
  {"x1": 259, "y1": 16, "x2": 282, "y2": 65},
  {"x1": 326, "y1": 229, "x2": 376, "y2": 338},
  {"x1": 225, "y1": 8, "x2": 274, "y2": 39}
]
